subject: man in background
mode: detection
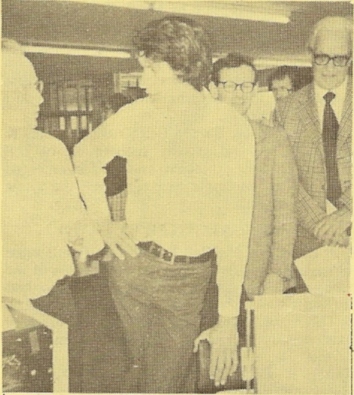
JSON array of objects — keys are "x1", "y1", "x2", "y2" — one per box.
[
  {"x1": 209, "y1": 52, "x2": 298, "y2": 299},
  {"x1": 268, "y1": 65, "x2": 301, "y2": 101},
  {"x1": 203, "y1": 52, "x2": 297, "y2": 391},
  {"x1": 276, "y1": 16, "x2": 352, "y2": 263}
]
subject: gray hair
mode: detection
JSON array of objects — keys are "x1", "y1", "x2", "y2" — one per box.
[{"x1": 307, "y1": 16, "x2": 353, "y2": 55}]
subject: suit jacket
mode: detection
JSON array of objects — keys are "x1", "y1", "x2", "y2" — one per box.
[
  {"x1": 243, "y1": 120, "x2": 298, "y2": 296},
  {"x1": 275, "y1": 79, "x2": 352, "y2": 258}
]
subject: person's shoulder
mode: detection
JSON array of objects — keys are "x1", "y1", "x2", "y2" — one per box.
[
  {"x1": 28, "y1": 129, "x2": 69, "y2": 155},
  {"x1": 211, "y1": 100, "x2": 251, "y2": 128},
  {"x1": 116, "y1": 96, "x2": 150, "y2": 116},
  {"x1": 208, "y1": 98, "x2": 236, "y2": 116}
]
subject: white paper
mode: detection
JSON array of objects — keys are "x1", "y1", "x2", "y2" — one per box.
[
  {"x1": 295, "y1": 245, "x2": 351, "y2": 295},
  {"x1": 254, "y1": 294, "x2": 351, "y2": 394}
]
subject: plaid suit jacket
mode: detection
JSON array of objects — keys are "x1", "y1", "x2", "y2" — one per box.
[{"x1": 276, "y1": 79, "x2": 352, "y2": 257}]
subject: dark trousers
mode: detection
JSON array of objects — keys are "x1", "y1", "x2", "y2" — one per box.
[
  {"x1": 107, "y1": 249, "x2": 212, "y2": 393},
  {"x1": 31, "y1": 266, "x2": 136, "y2": 393}
]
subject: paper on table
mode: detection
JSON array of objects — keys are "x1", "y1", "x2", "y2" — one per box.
[
  {"x1": 295, "y1": 245, "x2": 351, "y2": 295},
  {"x1": 254, "y1": 294, "x2": 351, "y2": 394}
]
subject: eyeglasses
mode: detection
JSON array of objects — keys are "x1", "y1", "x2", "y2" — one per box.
[
  {"x1": 271, "y1": 87, "x2": 293, "y2": 93},
  {"x1": 5, "y1": 80, "x2": 44, "y2": 94},
  {"x1": 313, "y1": 54, "x2": 351, "y2": 67},
  {"x1": 218, "y1": 81, "x2": 256, "y2": 93}
]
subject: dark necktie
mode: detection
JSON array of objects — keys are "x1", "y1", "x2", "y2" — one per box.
[{"x1": 322, "y1": 92, "x2": 341, "y2": 206}]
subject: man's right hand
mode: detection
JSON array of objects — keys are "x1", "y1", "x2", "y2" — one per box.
[{"x1": 98, "y1": 220, "x2": 140, "y2": 260}]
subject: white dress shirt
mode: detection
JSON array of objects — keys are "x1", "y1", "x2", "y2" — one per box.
[
  {"x1": 74, "y1": 83, "x2": 255, "y2": 317},
  {"x1": 315, "y1": 77, "x2": 347, "y2": 130},
  {"x1": 2, "y1": 129, "x2": 104, "y2": 300}
]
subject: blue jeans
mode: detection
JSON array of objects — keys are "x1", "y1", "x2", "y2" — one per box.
[{"x1": 107, "y1": 248, "x2": 212, "y2": 393}]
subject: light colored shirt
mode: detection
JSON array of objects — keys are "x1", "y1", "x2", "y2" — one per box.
[
  {"x1": 74, "y1": 83, "x2": 255, "y2": 317},
  {"x1": 315, "y1": 77, "x2": 347, "y2": 130},
  {"x1": 2, "y1": 129, "x2": 104, "y2": 300}
]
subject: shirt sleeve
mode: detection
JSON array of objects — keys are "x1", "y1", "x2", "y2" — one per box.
[
  {"x1": 73, "y1": 108, "x2": 131, "y2": 226},
  {"x1": 50, "y1": 138, "x2": 104, "y2": 255},
  {"x1": 215, "y1": 114, "x2": 255, "y2": 318}
]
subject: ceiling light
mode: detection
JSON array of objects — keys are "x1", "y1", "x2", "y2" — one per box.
[
  {"x1": 254, "y1": 57, "x2": 311, "y2": 69},
  {"x1": 23, "y1": 45, "x2": 131, "y2": 58},
  {"x1": 153, "y1": 2, "x2": 290, "y2": 24},
  {"x1": 58, "y1": 0, "x2": 290, "y2": 24}
]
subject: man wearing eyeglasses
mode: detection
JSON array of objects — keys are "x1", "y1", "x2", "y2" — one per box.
[
  {"x1": 208, "y1": 53, "x2": 297, "y2": 320},
  {"x1": 2, "y1": 38, "x2": 136, "y2": 393},
  {"x1": 268, "y1": 66, "x2": 300, "y2": 102},
  {"x1": 276, "y1": 16, "x2": 352, "y2": 264}
]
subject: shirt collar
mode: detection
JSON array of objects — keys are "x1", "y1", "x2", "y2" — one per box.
[{"x1": 314, "y1": 76, "x2": 348, "y2": 104}]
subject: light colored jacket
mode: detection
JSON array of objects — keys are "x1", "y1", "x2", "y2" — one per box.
[
  {"x1": 275, "y1": 80, "x2": 352, "y2": 258},
  {"x1": 243, "y1": 120, "x2": 298, "y2": 296}
]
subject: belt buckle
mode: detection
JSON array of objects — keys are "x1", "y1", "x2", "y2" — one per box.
[
  {"x1": 149, "y1": 242, "x2": 162, "y2": 257},
  {"x1": 162, "y1": 250, "x2": 175, "y2": 265}
]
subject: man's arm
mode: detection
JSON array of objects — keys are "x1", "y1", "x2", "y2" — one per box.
[
  {"x1": 73, "y1": 109, "x2": 140, "y2": 258},
  {"x1": 51, "y1": 139, "x2": 105, "y2": 258},
  {"x1": 194, "y1": 114, "x2": 255, "y2": 386},
  {"x1": 73, "y1": 114, "x2": 125, "y2": 224},
  {"x1": 265, "y1": 132, "x2": 298, "y2": 293}
]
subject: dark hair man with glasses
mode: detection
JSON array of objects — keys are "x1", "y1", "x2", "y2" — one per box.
[
  {"x1": 268, "y1": 65, "x2": 300, "y2": 102},
  {"x1": 209, "y1": 53, "x2": 297, "y2": 304},
  {"x1": 276, "y1": 16, "x2": 352, "y2": 270}
]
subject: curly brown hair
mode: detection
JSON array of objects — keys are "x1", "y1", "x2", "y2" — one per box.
[{"x1": 133, "y1": 16, "x2": 212, "y2": 91}]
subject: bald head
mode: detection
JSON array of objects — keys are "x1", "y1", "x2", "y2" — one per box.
[
  {"x1": 2, "y1": 38, "x2": 43, "y2": 131},
  {"x1": 308, "y1": 16, "x2": 352, "y2": 55}
]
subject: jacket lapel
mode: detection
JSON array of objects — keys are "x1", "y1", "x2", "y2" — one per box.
[
  {"x1": 337, "y1": 77, "x2": 352, "y2": 150},
  {"x1": 299, "y1": 83, "x2": 321, "y2": 135},
  {"x1": 297, "y1": 84, "x2": 325, "y2": 162}
]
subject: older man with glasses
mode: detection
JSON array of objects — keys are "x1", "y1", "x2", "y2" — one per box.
[
  {"x1": 275, "y1": 16, "x2": 352, "y2": 269},
  {"x1": 2, "y1": 38, "x2": 136, "y2": 393}
]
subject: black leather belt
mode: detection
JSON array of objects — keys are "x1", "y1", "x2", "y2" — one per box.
[{"x1": 138, "y1": 241, "x2": 215, "y2": 264}]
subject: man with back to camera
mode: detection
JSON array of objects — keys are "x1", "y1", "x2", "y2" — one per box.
[
  {"x1": 1, "y1": 38, "x2": 135, "y2": 393},
  {"x1": 208, "y1": 53, "x2": 298, "y2": 302},
  {"x1": 275, "y1": 17, "x2": 352, "y2": 263},
  {"x1": 73, "y1": 16, "x2": 255, "y2": 393}
]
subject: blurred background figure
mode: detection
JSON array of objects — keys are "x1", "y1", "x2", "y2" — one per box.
[{"x1": 268, "y1": 65, "x2": 300, "y2": 101}]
